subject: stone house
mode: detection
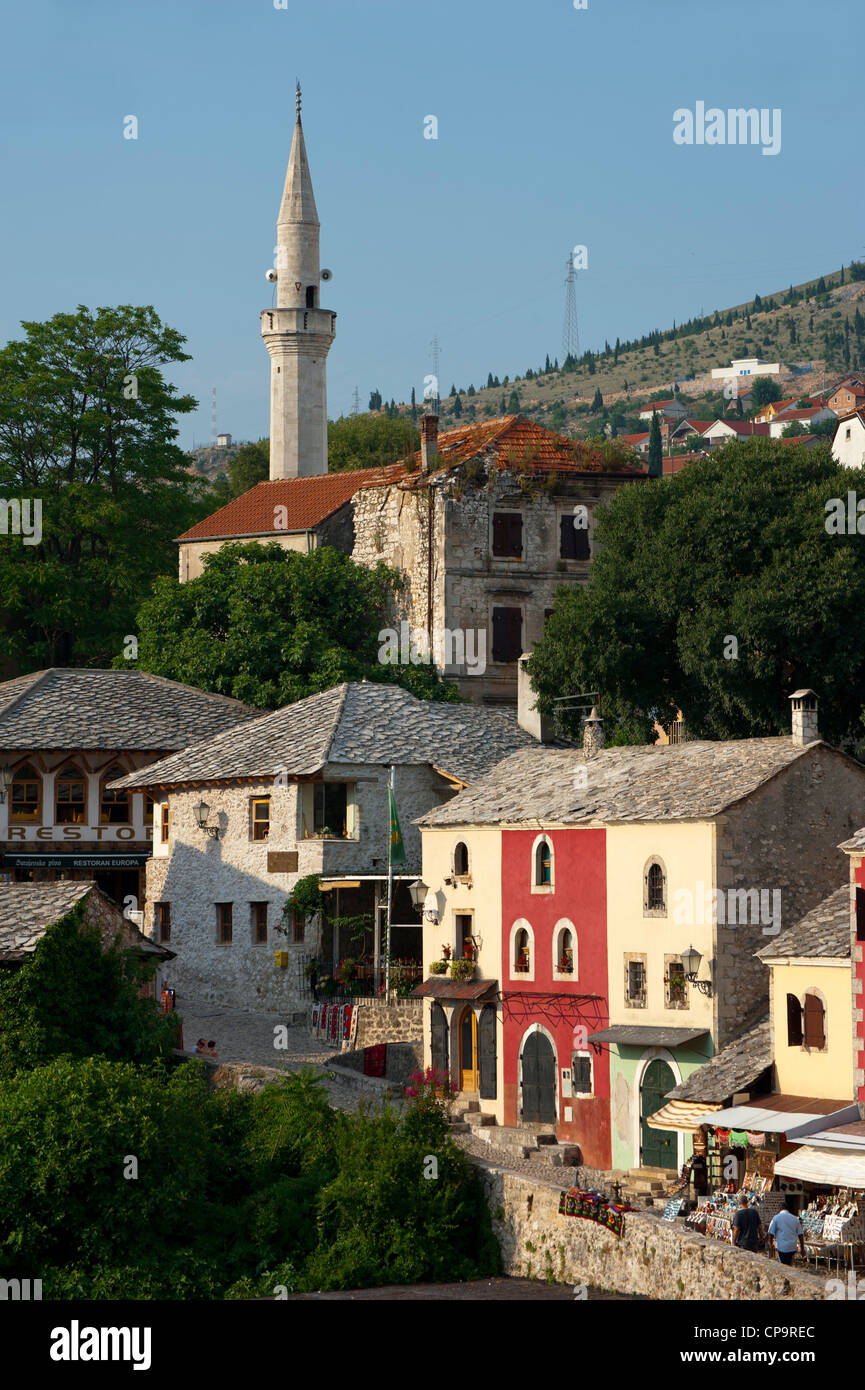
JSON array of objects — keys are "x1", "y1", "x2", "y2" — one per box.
[
  {"x1": 0, "y1": 879, "x2": 175, "y2": 995},
  {"x1": 0, "y1": 669, "x2": 258, "y2": 909},
  {"x1": 109, "y1": 681, "x2": 548, "y2": 1013},
  {"x1": 415, "y1": 689, "x2": 865, "y2": 1174},
  {"x1": 177, "y1": 413, "x2": 644, "y2": 705}
]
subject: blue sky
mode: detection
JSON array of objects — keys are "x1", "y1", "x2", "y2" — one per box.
[{"x1": 2, "y1": 0, "x2": 863, "y2": 449}]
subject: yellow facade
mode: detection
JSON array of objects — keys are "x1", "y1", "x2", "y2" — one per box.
[
  {"x1": 178, "y1": 531, "x2": 315, "y2": 582},
  {"x1": 605, "y1": 821, "x2": 717, "y2": 1032},
  {"x1": 768, "y1": 959, "x2": 853, "y2": 1099},
  {"x1": 419, "y1": 824, "x2": 504, "y2": 1120}
]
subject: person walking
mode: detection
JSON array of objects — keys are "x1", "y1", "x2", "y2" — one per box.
[
  {"x1": 768, "y1": 1198, "x2": 805, "y2": 1265},
  {"x1": 731, "y1": 1195, "x2": 762, "y2": 1252}
]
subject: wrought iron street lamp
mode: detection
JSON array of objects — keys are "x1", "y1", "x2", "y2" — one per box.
[
  {"x1": 681, "y1": 944, "x2": 713, "y2": 997},
  {"x1": 193, "y1": 799, "x2": 221, "y2": 839}
]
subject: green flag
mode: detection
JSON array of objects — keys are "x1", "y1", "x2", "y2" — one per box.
[{"x1": 388, "y1": 786, "x2": 406, "y2": 864}]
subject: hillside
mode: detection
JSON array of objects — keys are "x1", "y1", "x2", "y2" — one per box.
[{"x1": 377, "y1": 266, "x2": 865, "y2": 441}]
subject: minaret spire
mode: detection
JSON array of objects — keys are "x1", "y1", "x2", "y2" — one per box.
[{"x1": 261, "y1": 87, "x2": 336, "y2": 480}]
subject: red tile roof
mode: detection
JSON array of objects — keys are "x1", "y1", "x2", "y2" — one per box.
[
  {"x1": 621, "y1": 432, "x2": 650, "y2": 444},
  {"x1": 774, "y1": 407, "x2": 826, "y2": 420},
  {"x1": 707, "y1": 419, "x2": 770, "y2": 435},
  {"x1": 177, "y1": 462, "x2": 407, "y2": 542},
  {"x1": 179, "y1": 416, "x2": 643, "y2": 541}
]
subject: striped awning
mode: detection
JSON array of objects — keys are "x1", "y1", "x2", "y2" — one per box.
[
  {"x1": 774, "y1": 1145, "x2": 865, "y2": 1188},
  {"x1": 646, "y1": 1100, "x2": 724, "y2": 1132}
]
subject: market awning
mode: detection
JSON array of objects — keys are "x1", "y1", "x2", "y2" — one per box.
[
  {"x1": 774, "y1": 1145, "x2": 865, "y2": 1188},
  {"x1": 646, "y1": 1100, "x2": 724, "y2": 1132},
  {"x1": 412, "y1": 978, "x2": 497, "y2": 1002},
  {"x1": 705, "y1": 1095, "x2": 851, "y2": 1134},
  {"x1": 588, "y1": 1025, "x2": 708, "y2": 1048}
]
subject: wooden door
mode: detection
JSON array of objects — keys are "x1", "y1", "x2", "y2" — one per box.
[
  {"x1": 430, "y1": 1002, "x2": 448, "y2": 1078},
  {"x1": 521, "y1": 1031, "x2": 556, "y2": 1123},
  {"x1": 478, "y1": 1005, "x2": 497, "y2": 1100},
  {"x1": 640, "y1": 1059, "x2": 677, "y2": 1169},
  {"x1": 459, "y1": 1006, "x2": 478, "y2": 1092}
]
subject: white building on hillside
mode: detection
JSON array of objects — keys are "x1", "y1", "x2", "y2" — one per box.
[{"x1": 832, "y1": 410, "x2": 865, "y2": 469}]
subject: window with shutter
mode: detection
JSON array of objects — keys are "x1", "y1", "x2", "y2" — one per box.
[
  {"x1": 492, "y1": 606, "x2": 522, "y2": 663},
  {"x1": 572, "y1": 1053, "x2": 592, "y2": 1095},
  {"x1": 786, "y1": 993, "x2": 803, "y2": 1046},
  {"x1": 492, "y1": 512, "x2": 522, "y2": 558},
  {"x1": 803, "y1": 993, "x2": 825, "y2": 1048},
  {"x1": 560, "y1": 516, "x2": 590, "y2": 561}
]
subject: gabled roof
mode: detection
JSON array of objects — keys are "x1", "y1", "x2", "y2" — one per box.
[
  {"x1": 755, "y1": 885, "x2": 850, "y2": 961},
  {"x1": 665, "y1": 1017, "x2": 772, "y2": 1104},
  {"x1": 833, "y1": 408, "x2": 865, "y2": 427},
  {"x1": 0, "y1": 669, "x2": 259, "y2": 752},
  {"x1": 109, "y1": 682, "x2": 560, "y2": 791},
  {"x1": 0, "y1": 881, "x2": 173, "y2": 964},
  {"x1": 417, "y1": 735, "x2": 826, "y2": 828},
  {"x1": 706, "y1": 419, "x2": 771, "y2": 435},
  {"x1": 397, "y1": 416, "x2": 644, "y2": 485},
  {"x1": 177, "y1": 463, "x2": 407, "y2": 543}
]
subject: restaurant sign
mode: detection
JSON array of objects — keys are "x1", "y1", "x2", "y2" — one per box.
[{"x1": 4, "y1": 853, "x2": 151, "y2": 870}]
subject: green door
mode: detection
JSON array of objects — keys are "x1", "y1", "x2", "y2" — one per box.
[{"x1": 640, "y1": 1059, "x2": 677, "y2": 1170}]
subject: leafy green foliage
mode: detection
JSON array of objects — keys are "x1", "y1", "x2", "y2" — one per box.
[
  {"x1": 0, "y1": 1061, "x2": 498, "y2": 1298},
  {"x1": 0, "y1": 901, "x2": 176, "y2": 1077},
  {"x1": 124, "y1": 541, "x2": 460, "y2": 707},
  {"x1": 749, "y1": 376, "x2": 783, "y2": 411},
  {"x1": 529, "y1": 439, "x2": 865, "y2": 747},
  {"x1": 0, "y1": 304, "x2": 204, "y2": 668},
  {"x1": 328, "y1": 414, "x2": 419, "y2": 472}
]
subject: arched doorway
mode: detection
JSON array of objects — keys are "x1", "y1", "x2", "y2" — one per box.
[
  {"x1": 459, "y1": 1006, "x2": 478, "y2": 1092},
  {"x1": 640, "y1": 1058, "x2": 677, "y2": 1169},
  {"x1": 521, "y1": 1030, "x2": 556, "y2": 1123}
]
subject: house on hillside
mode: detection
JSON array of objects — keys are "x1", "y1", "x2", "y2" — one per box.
[
  {"x1": 767, "y1": 406, "x2": 834, "y2": 437},
  {"x1": 711, "y1": 357, "x2": 782, "y2": 382},
  {"x1": 414, "y1": 688, "x2": 865, "y2": 1175},
  {"x1": 831, "y1": 409, "x2": 865, "y2": 469},
  {"x1": 0, "y1": 670, "x2": 258, "y2": 910},
  {"x1": 827, "y1": 378, "x2": 865, "y2": 417},
  {"x1": 109, "y1": 681, "x2": 557, "y2": 1013},
  {"x1": 701, "y1": 419, "x2": 771, "y2": 447},
  {"x1": 638, "y1": 399, "x2": 688, "y2": 422}
]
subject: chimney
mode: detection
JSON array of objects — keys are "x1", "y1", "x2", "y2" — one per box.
[
  {"x1": 789, "y1": 688, "x2": 819, "y2": 746},
  {"x1": 420, "y1": 413, "x2": 439, "y2": 473},
  {"x1": 517, "y1": 656, "x2": 554, "y2": 743},
  {"x1": 583, "y1": 705, "x2": 605, "y2": 758}
]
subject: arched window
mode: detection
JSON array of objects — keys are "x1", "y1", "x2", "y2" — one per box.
[
  {"x1": 786, "y1": 993, "x2": 803, "y2": 1046},
  {"x1": 644, "y1": 858, "x2": 667, "y2": 915},
  {"x1": 514, "y1": 927, "x2": 530, "y2": 973},
  {"x1": 10, "y1": 763, "x2": 41, "y2": 822},
  {"x1": 803, "y1": 992, "x2": 826, "y2": 1049},
  {"x1": 453, "y1": 841, "x2": 470, "y2": 877},
  {"x1": 534, "y1": 838, "x2": 552, "y2": 887},
  {"x1": 55, "y1": 764, "x2": 87, "y2": 824},
  {"x1": 556, "y1": 926, "x2": 574, "y2": 974},
  {"x1": 100, "y1": 765, "x2": 130, "y2": 824}
]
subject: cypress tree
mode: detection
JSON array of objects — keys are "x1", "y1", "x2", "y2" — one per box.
[{"x1": 648, "y1": 410, "x2": 662, "y2": 477}]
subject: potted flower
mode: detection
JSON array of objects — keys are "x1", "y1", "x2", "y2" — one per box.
[
  {"x1": 515, "y1": 950, "x2": 530, "y2": 973},
  {"x1": 450, "y1": 958, "x2": 475, "y2": 982},
  {"x1": 558, "y1": 951, "x2": 573, "y2": 974},
  {"x1": 441, "y1": 944, "x2": 452, "y2": 961},
  {"x1": 429, "y1": 960, "x2": 448, "y2": 975}
]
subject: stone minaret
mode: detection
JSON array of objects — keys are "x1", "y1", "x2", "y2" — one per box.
[{"x1": 261, "y1": 85, "x2": 336, "y2": 479}]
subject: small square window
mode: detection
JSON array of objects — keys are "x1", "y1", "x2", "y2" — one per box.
[
  {"x1": 492, "y1": 512, "x2": 523, "y2": 558},
  {"x1": 216, "y1": 903, "x2": 233, "y2": 944},
  {"x1": 572, "y1": 1053, "x2": 592, "y2": 1096}
]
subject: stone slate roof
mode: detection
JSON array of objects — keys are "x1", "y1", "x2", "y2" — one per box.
[
  {"x1": 756, "y1": 885, "x2": 850, "y2": 961},
  {"x1": 0, "y1": 881, "x2": 171, "y2": 963},
  {"x1": 0, "y1": 669, "x2": 260, "y2": 751},
  {"x1": 417, "y1": 736, "x2": 819, "y2": 828},
  {"x1": 665, "y1": 1017, "x2": 773, "y2": 1104},
  {"x1": 839, "y1": 824, "x2": 865, "y2": 853},
  {"x1": 109, "y1": 682, "x2": 554, "y2": 790}
]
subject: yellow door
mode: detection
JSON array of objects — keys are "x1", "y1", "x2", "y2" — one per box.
[{"x1": 459, "y1": 1007, "x2": 478, "y2": 1092}]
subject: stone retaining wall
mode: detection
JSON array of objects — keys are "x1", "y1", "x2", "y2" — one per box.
[
  {"x1": 478, "y1": 1165, "x2": 828, "y2": 1301},
  {"x1": 326, "y1": 1040, "x2": 422, "y2": 1085},
  {"x1": 353, "y1": 1000, "x2": 423, "y2": 1049}
]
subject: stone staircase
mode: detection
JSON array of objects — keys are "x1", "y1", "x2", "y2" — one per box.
[
  {"x1": 449, "y1": 1099, "x2": 579, "y2": 1167},
  {"x1": 624, "y1": 1166, "x2": 677, "y2": 1201}
]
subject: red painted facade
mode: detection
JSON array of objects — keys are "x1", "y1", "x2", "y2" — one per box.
[{"x1": 500, "y1": 827, "x2": 611, "y2": 1167}]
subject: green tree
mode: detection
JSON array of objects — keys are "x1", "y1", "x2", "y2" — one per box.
[
  {"x1": 527, "y1": 439, "x2": 865, "y2": 746},
  {"x1": 749, "y1": 376, "x2": 784, "y2": 412},
  {"x1": 327, "y1": 414, "x2": 419, "y2": 472},
  {"x1": 228, "y1": 439, "x2": 270, "y2": 496},
  {"x1": 647, "y1": 411, "x2": 663, "y2": 477},
  {"x1": 507, "y1": 390, "x2": 520, "y2": 413},
  {"x1": 0, "y1": 899, "x2": 176, "y2": 1077},
  {"x1": 368, "y1": 388, "x2": 382, "y2": 411},
  {"x1": 126, "y1": 542, "x2": 460, "y2": 708},
  {"x1": 591, "y1": 388, "x2": 604, "y2": 412},
  {"x1": 452, "y1": 393, "x2": 463, "y2": 418},
  {"x1": 0, "y1": 304, "x2": 201, "y2": 669}
]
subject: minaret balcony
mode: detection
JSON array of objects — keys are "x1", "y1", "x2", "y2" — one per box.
[{"x1": 260, "y1": 307, "x2": 336, "y2": 341}]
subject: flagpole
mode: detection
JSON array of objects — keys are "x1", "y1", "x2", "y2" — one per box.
[{"x1": 385, "y1": 764, "x2": 394, "y2": 1003}]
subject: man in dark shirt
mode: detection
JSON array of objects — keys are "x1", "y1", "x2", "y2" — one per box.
[{"x1": 731, "y1": 1195, "x2": 762, "y2": 1252}]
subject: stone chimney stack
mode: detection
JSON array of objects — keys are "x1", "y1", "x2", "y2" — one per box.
[
  {"x1": 789, "y1": 688, "x2": 819, "y2": 746},
  {"x1": 583, "y1": 706, "x2": 605, "y2": 758},
  {"x1": 517, "y1": 656, "x2": 554, "y2": 743},
  {"x1": 420, "y1": 413, "x2": 439, "y2": 473}
]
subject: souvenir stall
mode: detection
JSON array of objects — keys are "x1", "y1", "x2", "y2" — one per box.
[
  {"x1": 683, "y1": 1123, "x2": 801, "y2": 1244},
  {"x1": 773, "y1": 1144, "x2": 865, "y2": 1274}
]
